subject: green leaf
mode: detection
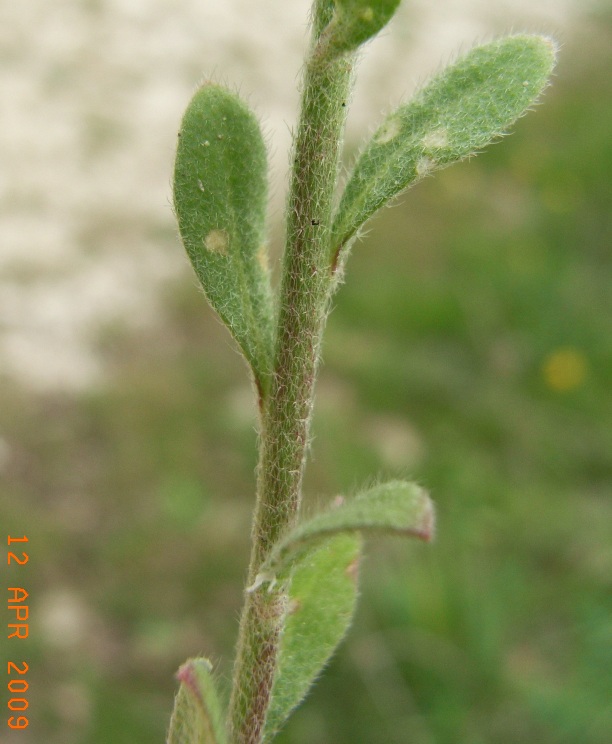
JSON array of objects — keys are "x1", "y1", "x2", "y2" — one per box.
[
  {"x1": 167, "y1": 657, "x2": 227, "y2": 744},
  {"x1": 320, "y1": 0, "x2": 402, "y2": 56},
  {"x1": 263, "y1": 533, "x2": 362, "y2": 740},
  {"x1": 249, "y1": 481, "x2": 432, "y2": 736},
  {"x1": 253, "y1": 480, "x2": 433, "y2": 585},
  {"x1": 173, "y1": 84, "x2": 274, "y2": 393},
  {"x1": 330, "y1": 34, "x2": 558, "y2": 268}
]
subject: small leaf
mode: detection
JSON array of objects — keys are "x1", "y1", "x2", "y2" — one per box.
[
  {"x1": 263, "y1": 533, "x2": 362, "y2": 740},
  {"x1": 174, "y1": 84, "x2": 274, "y2": 392},
  {"x1": 257, "y1": 482, "x2": 433, "y2": 736},
  {"x1": 330, "y1": 34, "x2": 557, "y2": 267},
  {"x1": 167, "y1": 657, "x2": 227, "y2": 744},
  {"x1": 258, "y1": 480, "x2": 433, "y2": 581},
  {"x1": 320, "y1": 0, "x2": 402, "y2": 57}
]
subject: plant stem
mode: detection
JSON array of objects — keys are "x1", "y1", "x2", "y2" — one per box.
[{"x1": 227, "y1": 3, "x2": 355, "y2": 741}]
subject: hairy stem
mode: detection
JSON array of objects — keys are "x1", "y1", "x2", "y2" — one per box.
[{"x1": 227, "y1": 3, "x2": 355, "y2": 741}]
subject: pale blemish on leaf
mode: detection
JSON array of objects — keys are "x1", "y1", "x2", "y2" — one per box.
[
  {"x1": 375, "y1": 115, "x2": 401, "y2": 144},
  {"x1": 330, "y1": 35, "x2": 557, "y2": 268},
  {"x1": 422, "y1": 127, "x2": 449, "y2": 150},
  {"x1": 205, "y1": 229, "x2": 229, "y2": 255},
  {"x1": 416, "y1": 156, "x2": 435, "y2": 177},
  {"x1": 359, "y1": 8, "x2": 374, "y2": 22}
]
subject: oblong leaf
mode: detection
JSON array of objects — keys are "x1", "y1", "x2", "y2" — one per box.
[
  {"x1": 252, "y1": 480, "x2": 433, "y2": 587},
  {"x1": 263, "y1": 533, "x2": 362, "y2": 740},
  {"x1": 167, "y1": 657, "x2": 227, "y2": 744},
  {"x1": 173, "y1": 84, "x2": 274, "y2": 391},
  {"x1": 330, "y1": 35, "x2": 557, "y2": 266}
]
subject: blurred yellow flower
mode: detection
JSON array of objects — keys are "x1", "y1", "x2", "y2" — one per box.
[{"x1": 542, "y1": 347, "x2": 588, "y2": 392}]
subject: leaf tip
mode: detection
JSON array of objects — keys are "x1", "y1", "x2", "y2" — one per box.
[
  {"x1": 176, "y1": 658, "x2": 213, "y2": 706},
  {"x1": 416, "y1": 492, "x2": 436, "y2": 542},
  {"x1": 536, "y1": 33, "x2": 560, "y2": 60},
  {"x1": 404, "y1": 485, "x2": 435, "y2": 543}
]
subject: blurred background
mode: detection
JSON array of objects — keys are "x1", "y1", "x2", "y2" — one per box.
[{"x1": 1, "y1": 0, "x2": 610, "y2": 742}]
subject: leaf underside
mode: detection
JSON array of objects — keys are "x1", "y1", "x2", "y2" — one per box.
[{"x1": 261, "y1": 480, "x2": 434, "y2": 579}]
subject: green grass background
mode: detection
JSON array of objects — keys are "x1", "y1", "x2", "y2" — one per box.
[{"x1": 1, "y1": 9, "x2": 611, "y2": 744}]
